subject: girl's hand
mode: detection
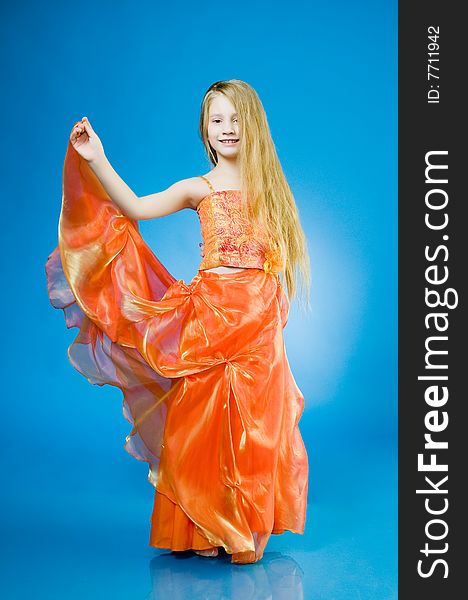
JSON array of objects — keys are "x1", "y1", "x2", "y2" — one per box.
[{"x1": 69, "y1": 116, "x2": 105, "y2": 163}]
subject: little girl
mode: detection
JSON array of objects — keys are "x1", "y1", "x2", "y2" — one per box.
[{"x1": 46, "y1": 79, "x2": 310, "y2": 565}]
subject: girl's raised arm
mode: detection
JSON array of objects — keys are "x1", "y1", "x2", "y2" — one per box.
[
  {"x1": 135, "y1": 179, "x2": 198, "y2": 220},
  {"x1": 71, "y1": 117, "x2": 196, "y2": 221}
]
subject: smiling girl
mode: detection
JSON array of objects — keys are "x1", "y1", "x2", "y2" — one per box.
[{"x1": 46, "y1": 79, "x2": 310, "y2": 564}]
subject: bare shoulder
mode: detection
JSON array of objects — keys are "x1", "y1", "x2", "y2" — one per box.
[{"x1": 179, "y1": 175, "x2": 216, "y2": 211}]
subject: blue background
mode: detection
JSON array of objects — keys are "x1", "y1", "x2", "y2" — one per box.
[{"x1": 1, "y1": 1, "x2": 397, "y2": 598}]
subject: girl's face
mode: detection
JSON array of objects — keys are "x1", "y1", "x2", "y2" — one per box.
[{"x1": 207, "y1": 94, "x2": 240, "y2": 159}]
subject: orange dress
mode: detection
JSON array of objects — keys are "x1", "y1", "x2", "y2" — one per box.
[{"x1": 45, "y1": 142, "x2": 309, "y2": 564}]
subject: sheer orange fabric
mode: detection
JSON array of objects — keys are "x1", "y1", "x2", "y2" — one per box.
[{"x1": 45, "y1": 142, "x2": 308, "y2": 563}]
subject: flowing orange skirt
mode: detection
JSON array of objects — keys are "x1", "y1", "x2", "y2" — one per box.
[{"x1": 45, "y1": 143, "x2": 309, "y2": 562}]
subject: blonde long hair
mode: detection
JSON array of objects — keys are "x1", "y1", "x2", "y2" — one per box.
[{"x1": 199, "y1": 79, "x2": 311, "y2": 308}]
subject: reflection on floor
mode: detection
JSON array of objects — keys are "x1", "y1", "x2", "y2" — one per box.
[{"x1": 1, "y1": 442, "x2": 396, "y2": 599}]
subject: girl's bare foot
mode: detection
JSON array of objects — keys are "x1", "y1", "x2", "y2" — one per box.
[
  {"x1": 193, "y1": 547, "x2": 219, "y2": 557},
  {"x1": 231, "y1": 550, "x2": 261, "y2": 564}
]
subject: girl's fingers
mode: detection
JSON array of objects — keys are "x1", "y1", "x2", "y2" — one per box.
[
  {"x1": 82, "y1": 117, "x2": 93, "y2": 135},
  {"x1": 71, "y1": 122, "x2": 86, "y2": 141},
  {"x1": 70, "y1": 117, "x2": 93, "y2": 142}
]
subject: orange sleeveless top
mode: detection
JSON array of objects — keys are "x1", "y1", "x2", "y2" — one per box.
[{"x1": 196, "y1": 175, "x2": 284, "y2": 274}]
